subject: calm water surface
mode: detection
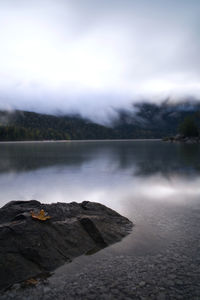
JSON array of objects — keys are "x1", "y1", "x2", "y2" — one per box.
[{"x1": 0, "y1": 140, "x2": 200, "y2": 255}]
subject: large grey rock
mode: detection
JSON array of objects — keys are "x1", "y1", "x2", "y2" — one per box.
[{"x1": 0, "y1": 200, "x2": 133, "y2": 290}]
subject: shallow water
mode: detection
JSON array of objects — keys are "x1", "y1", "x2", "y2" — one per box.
[{"x1": 0, "y1": 140, "x2": 200, "y2": 255}]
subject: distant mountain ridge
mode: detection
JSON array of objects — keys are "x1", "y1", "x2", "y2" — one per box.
[{"x1": 0, "y1": 101, "x2": 199, "y2": 140}]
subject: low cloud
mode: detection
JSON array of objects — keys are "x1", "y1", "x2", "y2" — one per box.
[{"x1": 0, "y1": 0, "x2": 200, "y2": 123}]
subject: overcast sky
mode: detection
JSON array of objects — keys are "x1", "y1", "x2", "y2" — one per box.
[{"x1": 0, "y1": 0, "x2": 200, "y2": 122}]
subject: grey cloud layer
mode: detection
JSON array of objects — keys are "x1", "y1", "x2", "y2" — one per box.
[{"x1": 0, "y1": 0, "x2": 200, "y2": 122}]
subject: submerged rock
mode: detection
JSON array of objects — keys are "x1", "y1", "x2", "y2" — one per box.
[{"x1": 0, "y1": 200, "x2": 133, "y2": 290}]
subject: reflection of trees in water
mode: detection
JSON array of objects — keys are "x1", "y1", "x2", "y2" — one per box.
[
  {"x1": 0, "y1": 141, "x2": 199, "y2": 176},
  {"x1": 0, "y1": 142, "x2": 92, "y2": 173},
  {"x1": 0, "y1": 141, "x2": 126, "y2": 174},
  {"x1": 99, "y1": 141, "x2": 200, "y2": 176},
  {"x1": 134, "y1": 143, "x2": 200, "y2": 177}
]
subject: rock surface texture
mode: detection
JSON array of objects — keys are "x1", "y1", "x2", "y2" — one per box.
[{"x1": 0, "y1": 200, "x2": 133, "y2": 290}]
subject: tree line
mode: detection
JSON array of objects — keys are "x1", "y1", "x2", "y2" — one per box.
[
  {"x1": 0, "y1": 126, "x2": 70, "y2": 141},
  {"x1": 0, "y1": 108, "x2": 199, "y2": 141}
]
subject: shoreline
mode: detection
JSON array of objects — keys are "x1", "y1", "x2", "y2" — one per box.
[
  {"x1": 0, "y1": 139, "x2": 161, "y2": 144},
  {"x1": 0, "y1": 200, "x2": 133, "y2": 291},
  {"x1": 1, "y1": 196, "x2": 200, "y2": 299},
  {"x1": 2, "y1": 216, "x2": 200, "y2": 300}
]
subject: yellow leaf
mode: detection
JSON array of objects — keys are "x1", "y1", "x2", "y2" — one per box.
[{"x1": 31, "y1": 209, "x2": 51, "y2": 221}]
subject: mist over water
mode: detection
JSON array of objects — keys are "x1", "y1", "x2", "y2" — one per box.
[
  {"x1": 1, "y1": 2, "x2": 200, "y2": 297},
  {"x1": 1, "y1": 0, "x2": 200, "y2": 122}
]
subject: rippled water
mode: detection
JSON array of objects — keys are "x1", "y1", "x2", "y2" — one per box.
[{"x1": 1, "y1": 140, "x2": 200, "y2": 254}]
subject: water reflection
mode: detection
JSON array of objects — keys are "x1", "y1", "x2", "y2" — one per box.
[
  {"x1": 0, "y1": 141, "x2": 199, "y2": 175},
  {"x1": 0, "y1": 141, "x2": 200, "y2": 211},
  {"x1": 1, "y1": 140, "x2": 200, "y2": 255}
]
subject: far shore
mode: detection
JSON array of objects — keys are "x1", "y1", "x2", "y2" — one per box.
[{"x1": 0, "y1": 139, "x2": 161, "y2": 144}]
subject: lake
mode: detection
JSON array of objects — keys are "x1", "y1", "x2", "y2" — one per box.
[
  {"x1": 0, "y1": 140, "x2": 200, "y2": 254},
  {"x1": 1, "y1": 140, "x2": 200, "y2": 299}
]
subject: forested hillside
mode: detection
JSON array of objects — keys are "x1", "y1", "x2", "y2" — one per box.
[
  {"x1": 0, "y1": 101, "x2": 199, "y2": 141},
  {"x1": 113, "y1": 101, "x2": 200, "y2": 138},
  {"x1": 0, "y1": 110, "x2": 116, "y2": 141}
]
